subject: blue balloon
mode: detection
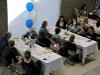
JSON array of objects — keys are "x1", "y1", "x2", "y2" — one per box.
[
  {"x1": 26, "y1": 19, "x2": 33, "y2": 29},
  {"x1": 26, "y1": 2, "x2": 34, "y2": 12}
]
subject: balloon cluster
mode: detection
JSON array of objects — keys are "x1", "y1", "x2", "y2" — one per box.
[{"x1": 26, "y1": 2, "x2": 34, "y2": 29}]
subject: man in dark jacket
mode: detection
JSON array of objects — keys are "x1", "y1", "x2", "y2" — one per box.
[
  {"x1": 3, "y1": 40, "x2": 20, "y2": 66},
  {"x1": 38, "y1": 21, "x2": 52, "y2": 47},
  {"x1": 0, "y1": 32, "x2": 12, "y2": 56}
]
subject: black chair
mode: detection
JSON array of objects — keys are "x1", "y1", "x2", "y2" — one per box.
[
  {"x1": 0, "y1": 57, "x2": 21, "y2": 75},
  {"x1": 63, "y1": 49, "x2": 80, "y2": 66},
  {"x1": 68, "y1": 49, "x2": 78, "y2": 65},
  {"x1": 36, "y1": 60, "x2": 44, "y2": 75}
]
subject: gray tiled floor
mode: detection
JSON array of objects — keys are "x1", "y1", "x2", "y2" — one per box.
[
  {"x1": 0, "y1": 65, "x2": 24, "y2": 75},
  {"x1": 55, "y1": 49, "x2": 100, "y2": 75},
  {"x1": 83, "y1": 71, "x2": 100, "y2": 75},
  {"x1": 83, "y1": 65, "x2": 100, "y2": 75},
  {"x1": 0, "y1": 50, "x2": 100, "y2": 75}
]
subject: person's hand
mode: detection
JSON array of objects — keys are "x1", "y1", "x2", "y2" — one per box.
[
  {"x1": 17, "y1": 56, "x2": 23, "y2": 64},
  {"x1": 25, "y1": 42, "x2": 29, "y2": 45},
  {"x1": 16, "y1": 56, "x2": 19, "y2": 60},
  {"x1": 87, "y1": 36, "x2": 91, "y2": 39},
  {"x1": 16, "y1": 56, "x2": 23, "y2": 60},
  {"x1": 18, "y1": 56, "x2": 23, "y2": 60}
]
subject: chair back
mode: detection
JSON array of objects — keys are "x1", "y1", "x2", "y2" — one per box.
[
  {"x1": 0, "y1": 57, "x2": 8, "y2": 67},
  {"x1": 36, "y1": 60, "x2": 44, "y2": 75},
  {"x1": 68, "y1": 50, "x2": 76, "y2": 57}
]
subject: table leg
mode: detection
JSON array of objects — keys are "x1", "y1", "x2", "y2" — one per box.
[
  {"x1": 44, "y1": 71, "x2": 49, "y2": 75},
  {"x1": 82, "y1": 57, "x2": 86, "y2": 65},
  {"x1": 82, "y1": 48, "x2": 87, "y2": 65},
  {"x1": 54, "y1": 59, "x2": 64, "y2": 75}
]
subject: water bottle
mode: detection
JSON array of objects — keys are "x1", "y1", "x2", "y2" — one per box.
[{"x1": 29, "y1": 43, "x2": 32, "y2": 48}]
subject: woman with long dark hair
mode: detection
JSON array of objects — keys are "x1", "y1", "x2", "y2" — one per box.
[
  {"x1": 56, "y1": 16, "x2": 67, "y2": 29},
  {"x1": 79, "y1": 4, "x2": 88, "y2": 17}
]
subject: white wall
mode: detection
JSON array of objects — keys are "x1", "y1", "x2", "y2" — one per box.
[
  {"x1": 8, "y1": 0, "x2": 61, "y2": 37},
  {"x1": 34, "y1": 0, "x2": 61, "y2": 31},
  {"x1": 8, "y1": 0, "x2": 30, "y2": 24},
  {"x1": 8, "y1": 0, "x2": 31, "y2": 37}
]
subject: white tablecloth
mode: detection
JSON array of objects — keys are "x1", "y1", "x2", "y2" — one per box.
[
  {"x1": 14, "y1": 38, "x2": 63, "y2": 75},
  {"x1": 49, "y1": 27, "x2": 98, "y2": 64}
]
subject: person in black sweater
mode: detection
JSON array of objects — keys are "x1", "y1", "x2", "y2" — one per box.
[
  {"x1": 56, "y1": 16, "x2": 67, "y2": 29},
  {"x1": 21, "y1": 51, "x2": 39, "y2": 75},
  {"x1": 3, "y1": 40, "x2": 20, "y2": 66},
  {"x1": 60, "y1": 34, "x2": 77, "y2": 57},
  {"x1": 66, "y1": 34, "x2": 76, "y2": 52}
]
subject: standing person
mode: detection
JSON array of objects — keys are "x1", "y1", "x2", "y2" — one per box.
[
  {"x1": 0, "y1": 32, "x2": 12, "y2": 56},
  {"x1": 56, "y1": 16, "x2": 67, "y2": 29},
  {"x1": 37, "y1": 21, "x2": 52, "y2": 47}
]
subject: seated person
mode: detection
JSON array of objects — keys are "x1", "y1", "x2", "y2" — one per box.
[
  {"x1": 84, "y1": 18, "x2": 91, "y2": 27},
  {"x1": 3, "y1": 40, "x2": 20, "y2": 66},
  {"x1": 67, "y1": 34, "x2": 76, "y2": 51},
  {"x1": 63, "y1": 34, "x2": 77, "y2": 57},
  {"x1": 21, "y1": 51, "x2": 39, "y2": 75},
  {"x1": 56, "y1": 16, "x2": 67, "y2": 29},
  {"x1": 68, "y1": 19, "x2": 84, "y2": 35},
  {"x1": 0, "y1": 32, "x2": 12, "y2": 56},
  {"x1": 53, "y1": 27, "x2": 62, "y2": 45},
  {"x1": 50, "y1": 37, "x2": 60, "y2": 54},
  {"x1": 68, "y1": 19, "x2": 76, "y2": 32},
  {"x1": 38, "y1": 21, "x2": 52, "y2": 47},
  {"x1": 93, "y1": 5, "x2": 100, "y2": 18},
  {"x1": 85, "y1": 26, "x2": 96, "y2": 40},
  {"x1": 78, "y1": 13, "x2": 88, "y2": 27},
  {"x1": 61, "y1": 35, "x2": 81, "y2": 62},
  {"x1": 93, "y1": 19, "x2": 100, "y2": 35},
  {"x1": 22, "y1": 28, "x2": 38, "y2": 40},
  {"x1": 94, "y1": 20, "x2": 100, "y2": 48},
  {"x1": 96, "y1": 20, "x2": 100, "y2": 28}
]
